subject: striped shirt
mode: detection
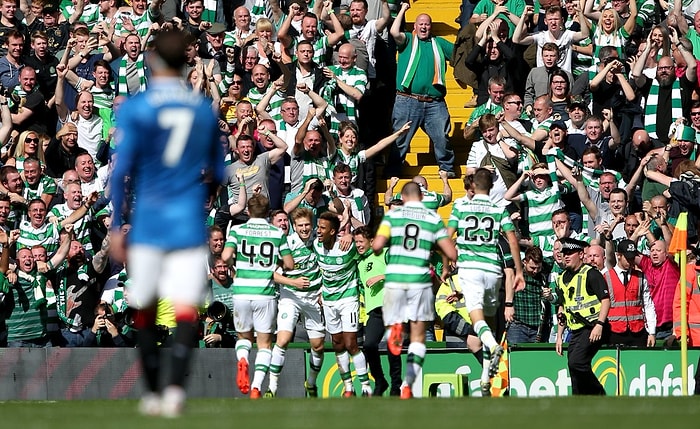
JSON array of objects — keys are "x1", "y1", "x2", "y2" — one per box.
[
  {"x1": 24, "y1": 175, "x2": 57, "y2": 202},
  {"x1": 393, "y1": 188, "x2": 446, "y2": 211},
  {"x1": 6, "y1": 270, "x2": 48, "y2": 342},
  {"x1": 522, "y1": 155, "x2": 562, "y2": 238},
  {"x1": 248, "y1": 84, "x2": 285, "y2": 122},
  {"x1": 283, "y1": 232, "x2": 322, "y2": 292},
  {"x1": 377, "y1": 200, "x2": 448, "y2": 289},
  {"x1": 61, "y1": 3, "x2": 101, "y2": 28},
  {"x1": 114, "y1": 10, "x2": 156, "y2": 39},
  {"x1": 225, "y1": 218, "x2": 290, "y2": 299},
  {"x1": 313, "y1": 238, "x2": 359, "y2": 302},
  {"x1": 49, "y1": 204, "x2": 93, "y2": 253},
  {"x1": 17, "y1": 221, "x2": 60, "y2": 255},
  {"x1": 449, "y1": 194, "x2": 514, "y2": 274},
  {"x1": 325, "y1": 65, "x2": 367, "y2": 124},
  {"x1": 333, "y1": 149, "x2": 366, "y2": 184}
]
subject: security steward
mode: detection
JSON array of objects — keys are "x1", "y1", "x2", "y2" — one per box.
[
  {"x1": 554, "y1": 238, "x2": 611, "y2": 395},
  {"x1": 602, "y1": 240, "x2": 656, "y2": 347}
]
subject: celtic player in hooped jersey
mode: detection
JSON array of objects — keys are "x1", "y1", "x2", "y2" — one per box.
[
  {"x1": 222, "y1": 194, "x2": 293, "y2": 399},
  {"x1": 314, "y1": 211, "x2": 372, "y2": 397},
  {"x1": 372, "y1": 181, "x2": 457, "y2": 399},
  {"x1": 267, "y1": 208, "x2": 325, "y2": 398},
  {"x1": 448, "y1": 168, "x2": 524, "y2": 396}
]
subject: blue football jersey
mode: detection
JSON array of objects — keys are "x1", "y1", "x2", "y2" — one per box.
[{"x1": 111, "y1": 77, "x2": 224, "y2": 249}]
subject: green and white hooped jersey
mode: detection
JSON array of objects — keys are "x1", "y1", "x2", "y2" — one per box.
[
  {"x1": 248, "y1": 85, "x2": 285, "y2": 122},
  {"x1": 49, "y1": 204, "x2": 93, "y2": 252},
  {"x1": 333, "y1": 149, "x2": 366, "y2": 184},
  {"x1": 283, "y1": 233, "x2": 322, "y2": 292},
  {"x1": 17, "y1": 220, "x2": 60, "y2": 255},
  {"x1": 393, "y1": 188, "x2": 445, "y2": 211},
  {"x1": 114, "y1": 10, "x2": 155, "y2": 39},
  {"x1": 24, "y1": 176, "x2": 57, "y2": 202},
  {"x1": 377, "y1": 201, "x2": 448, "y2": 288},
  {"x1": 225, "y1": 218, "x2": 290, "y2": 299},
  {"x1": 60, "y1": 2, "x2": 101, "y2": 28},
  {"x1": 325, "y1": 65, "x2": 367, "y2": 125},
  {"x1": 449, "y1": 194, "x2": 514, "y2": 275},
  {"x1": 313, "y1": 239, "x2": 359, "y2": 302}
]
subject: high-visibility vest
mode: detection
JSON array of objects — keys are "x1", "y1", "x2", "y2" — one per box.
[
  {"x1": 603, "y1": 269, "x2": 645, "y2": 334},
  {"x1": 557, "y1": 265, "x2": 602, "y2": 330},
  {"x1": 673, "y1": 264, "x2": 700, "y2": 346}
]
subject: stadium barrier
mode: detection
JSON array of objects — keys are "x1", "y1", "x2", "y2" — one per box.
[
  {"x1": 313, "y1": 345, "x2": 700, "y2": 397},
  {"x1": 1, "y1": 345, "x2": 696, "y2": 399},
  {"x1": 0, "y1": 348, "x2": 305, "y2": 400}
]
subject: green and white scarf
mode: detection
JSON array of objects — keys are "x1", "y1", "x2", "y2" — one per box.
[
  {"x1": 400, "y1": 32, "x2": 445, "y2": 89},
  {"x1": 117, "y1": 54, "x2": 147, "y2": 97},
  {"x1": 644, "y1": 77, "x2": 682, "y2": 140}
]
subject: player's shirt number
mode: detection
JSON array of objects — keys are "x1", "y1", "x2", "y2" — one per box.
[
  {"x1": 463, "y1": 215, "x2": 495, "y2": 242},
  {"x1": 240, "y1": 239, "x2": 275, "y2": 267},
  {"x1": 159, "y1": 108, "x2": 196, "y2": 167}
]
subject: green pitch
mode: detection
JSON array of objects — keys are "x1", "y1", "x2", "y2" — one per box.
[{"x1": 1, "y1": 397, "x2": 697, "y2": 429}]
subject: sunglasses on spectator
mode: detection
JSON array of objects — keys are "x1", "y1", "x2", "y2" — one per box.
[
  {"x1": 231, "y1": 80, "x2": 243, "y2": 85},
  {"x1": 25, "y1": 137, "x2": 39, "y2": 143}
]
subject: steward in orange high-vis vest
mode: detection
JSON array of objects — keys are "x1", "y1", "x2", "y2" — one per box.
[{"x1": 603, "y1": 240, "x2": 657, "y2": 348}]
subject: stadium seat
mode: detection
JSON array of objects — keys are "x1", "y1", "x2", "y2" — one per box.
[{"x1": 422, "y1": 373, "x2": 468, "y2": 397}]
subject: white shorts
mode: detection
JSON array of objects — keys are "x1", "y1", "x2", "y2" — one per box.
[
  {"x1": 322, "y1": 299, "x2": 359, "y2": 335},
  {"x1": 382, "y1": 284, "x2": 435, "y2": 325},
  {"x1": 127, "y1": 245, "x2": 208, "y2": 308},
  {"x1": 233, "y1": 298, "x2": 277, "y2": 334},
  {"x1": 459, "y1": 269, "x2": 502, "y2": 317},
  {"x1": 277, "y1": 288, "x2": 325, "y2": 339}
]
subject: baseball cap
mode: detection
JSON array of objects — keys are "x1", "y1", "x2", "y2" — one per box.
[
  {"x1": 550, "y1": 120, "x2": 568, "y2": 131},
  {"x1": 617, "y1": 239, "x2": 639, "y2": 259}
]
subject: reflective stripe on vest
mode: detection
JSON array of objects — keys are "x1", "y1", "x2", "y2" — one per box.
[
  {"x1": 557, "y1": 265, "x2": 602, "y2": 330},
  {"x1": 604, "y1": 269, "x2": 645, "y2": 333}
]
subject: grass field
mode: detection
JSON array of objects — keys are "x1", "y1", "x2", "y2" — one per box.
[{"x1": 1, "y1": 397, "x2": 698, "y2": 429}]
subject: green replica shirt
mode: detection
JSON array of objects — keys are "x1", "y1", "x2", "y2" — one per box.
[
  {"x1": 314, "y1": 239, "x2": 359, "y2": 302},
  {"x1": 225, "y1": 218, "x2": 290, "y2": 299},
  {"x1": 6, "y1": 270, "x2": 48, "y2": 342},
  {"x1": 377, "y1": 201, "x2": 448, "y2": 289}
]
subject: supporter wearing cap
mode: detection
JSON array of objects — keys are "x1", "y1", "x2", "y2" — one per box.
[
  {"x1": 554, "y1": 236, "x2": 610, "y2": 394},
  {"x1": 566, "y1": 96, "x2": 589, "y2": 135},
  {"x1": 599, "y1": 238, "x2": 656, "y2": 348},
  {"x1": 198, "y1": 21, "x2": 227, "y2": 69},
  {"x1": 44, "y1": 123, "x2": 88, "y2": 178},
  {"x1": 659, "y1": 123, "x2": 699, "y2": 176}
]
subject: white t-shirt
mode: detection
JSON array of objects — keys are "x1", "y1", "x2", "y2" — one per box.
[{"x1": 532, "y1": 30, "x2": 575, "y2": 73}]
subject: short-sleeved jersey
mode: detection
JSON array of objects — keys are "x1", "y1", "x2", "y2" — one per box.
[
  {"x1": 49, "y1": 204, "x2": 93, "y2": 252},
  {"x1": 111, "y1": 77, "x2": 224, "y2": 249},
  {"x1": 225, "y1": 218, "x2": 290, "y2": 299},
  {"x1": 6, "y1": 270, "x2": 48, "y2": 342},
  {"x1": 17, "y1": 220, "x2": 60, "y2": 255},
  {"x1": 24, "y1": 175, "x2": 57, "y2": 201},
  {"x1": 377, "y1": 200, "x2": 448, "y2": 288},
  {"x1": 313, "y1": 238, "x2": 359, "y2": 302},
  {"x1": 283, "y1": 232, "x2": 322, "y2": 292},
  {"x1": 449, "y1": 194, "x2": 514, "y2": 274}
]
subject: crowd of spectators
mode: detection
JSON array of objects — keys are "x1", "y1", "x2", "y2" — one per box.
[{"x1": 0, "y1": 0, "x2": 698, "y2": 354}]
